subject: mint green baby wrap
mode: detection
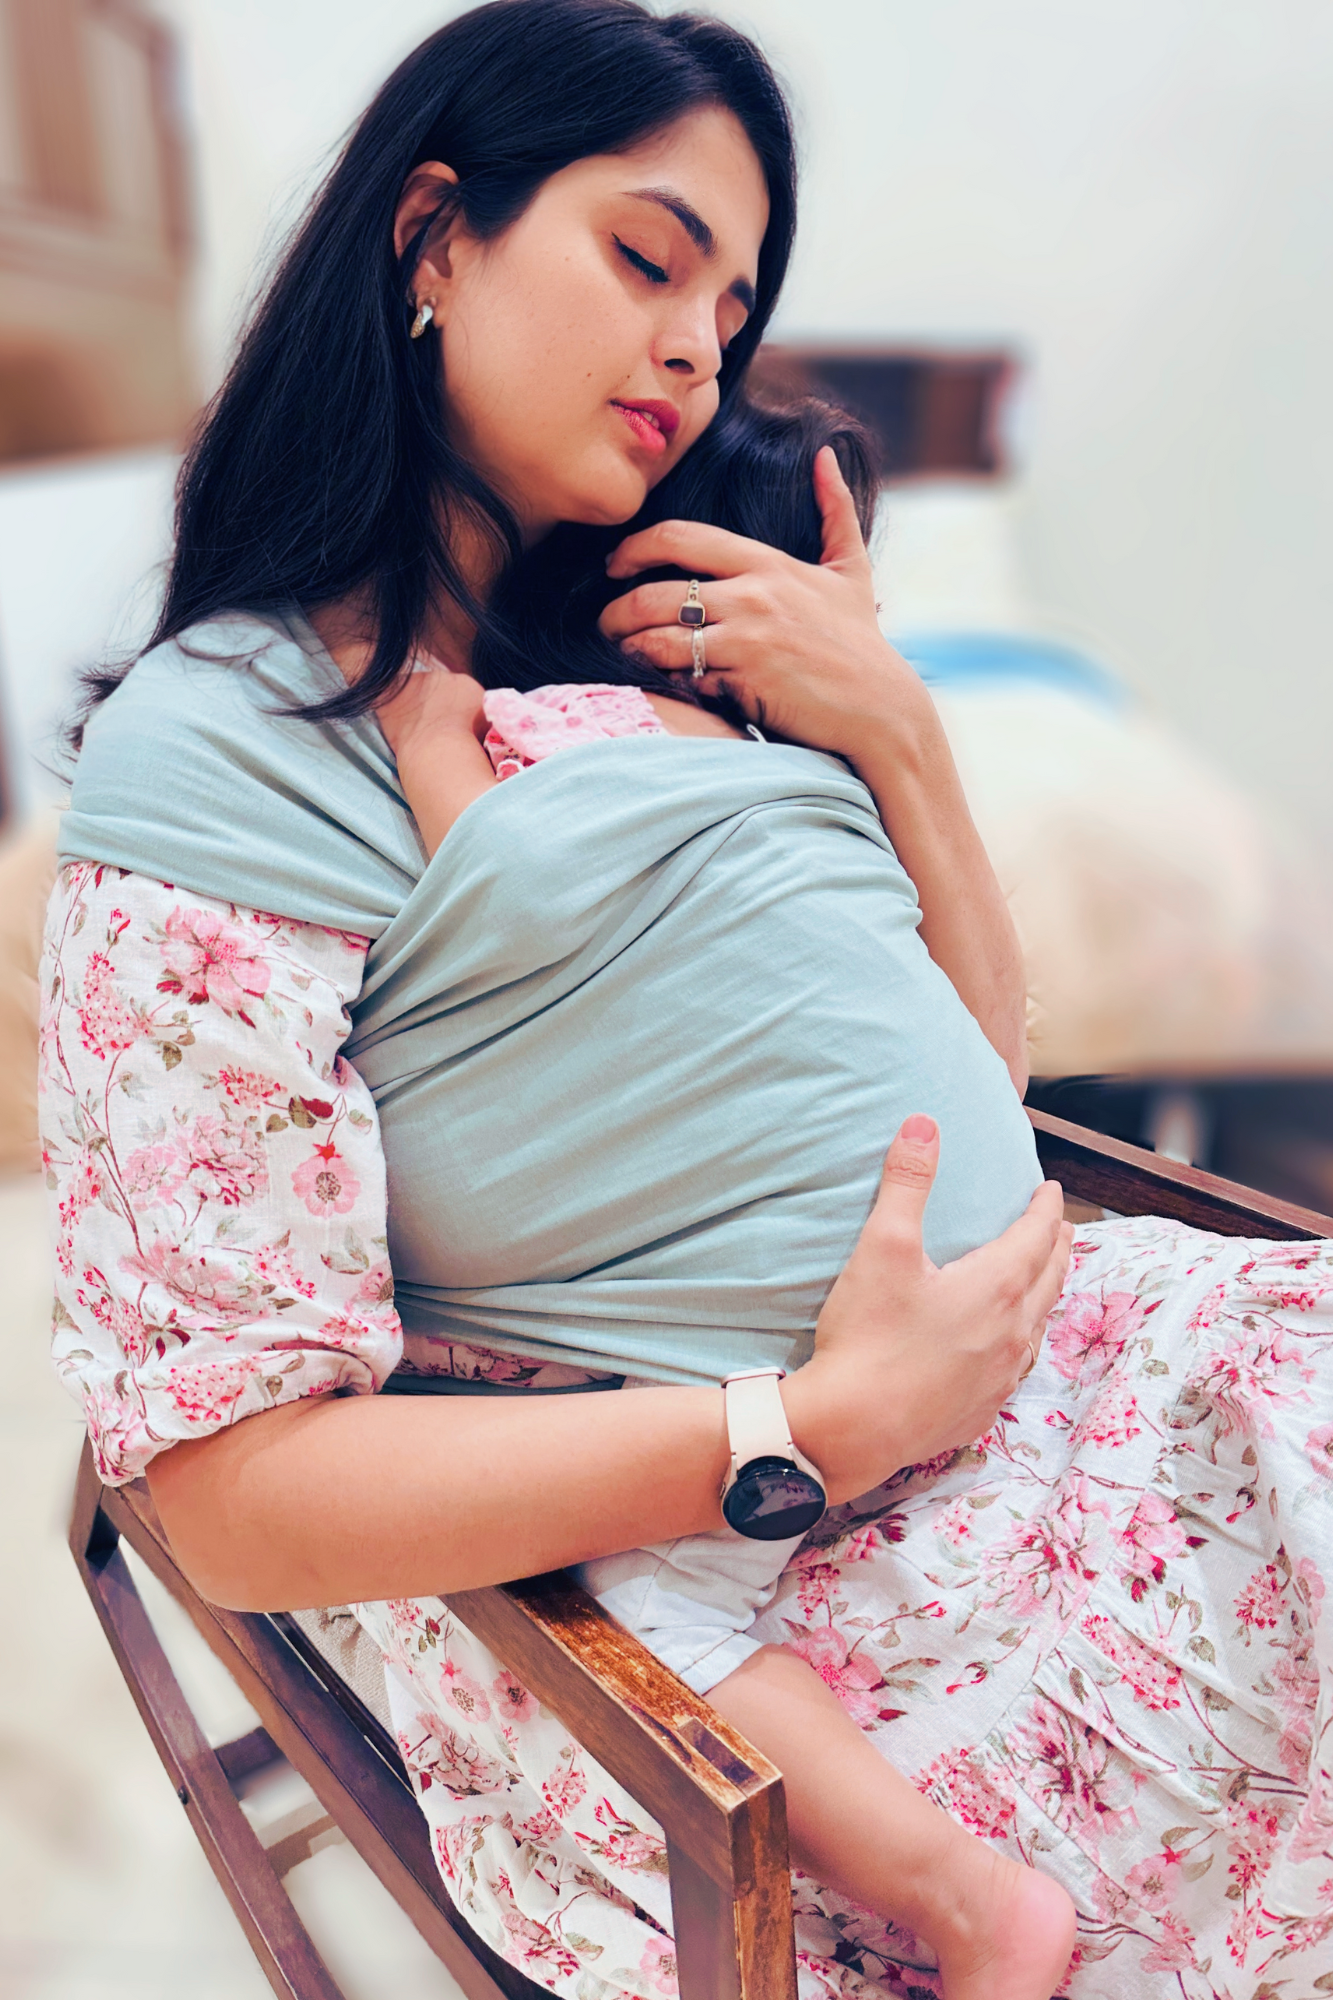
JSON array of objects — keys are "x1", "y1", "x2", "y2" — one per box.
[{"x1": 61, "y1": 611, "x2": 1041, "y2": 1384}]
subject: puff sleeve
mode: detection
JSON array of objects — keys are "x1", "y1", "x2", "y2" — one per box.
[{"x1": 38, "y1": 861, "x2": 403, "y2": 1483}]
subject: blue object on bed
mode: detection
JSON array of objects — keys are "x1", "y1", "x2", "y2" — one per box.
[{"x1": 894, "y1": 631, "x2": 1127, "y2": 710}]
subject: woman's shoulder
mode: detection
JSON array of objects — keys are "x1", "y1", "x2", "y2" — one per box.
[
  {"x1": 61, "y1": 605, "x2": 417, "y2": 939},
  {"x1": 102, "y1": 608, "x2": 339, "y2": 717}
]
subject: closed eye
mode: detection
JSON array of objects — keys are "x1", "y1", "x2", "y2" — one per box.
[{"x1": 613, "y1": 235, "x2": 669, "y2": 285}]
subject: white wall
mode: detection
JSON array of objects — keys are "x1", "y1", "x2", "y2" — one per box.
[
  {"x1": 149, "y1": 0, "x2": 1333, "y2": 864},
  {"x1": 744, "y1": 0, "x2": 1333, "y2": 864},
  {"x1": 0, "y1": 451, "x2": 177, "y2": 815}
]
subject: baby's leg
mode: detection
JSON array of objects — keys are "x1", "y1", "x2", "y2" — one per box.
[{"x1": 708, "y1": 1646, "x2": 1076, "y2": 2000}]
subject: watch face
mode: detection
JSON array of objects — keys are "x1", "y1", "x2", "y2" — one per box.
[{"x1": 722, "y1": 1456, "x2": 827, "y2": 1541}]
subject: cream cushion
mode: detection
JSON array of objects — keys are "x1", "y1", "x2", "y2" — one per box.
[
  {"x1": 0, "y1": 811, "x2": 59, "y2": 1172},
  {"x1": 934, "y1": 680, "x2": 1333, "y2": 1077}
]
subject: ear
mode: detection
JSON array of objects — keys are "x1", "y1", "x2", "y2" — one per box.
[{"x1": 393, "y1": 161, "x2": 461, "y2": 278}]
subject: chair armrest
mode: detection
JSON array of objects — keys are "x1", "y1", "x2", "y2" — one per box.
[
  {"x1": 446, "y1": 1575, "x2": 797, "y2": 1999},
  {"x1": 73, "y1": 1110, "x2": 1330, "y2": 2000},
  {"x1": 1028, "y1": 1106, "x2": 1333, "y2": 1239},
  {"x1": 105, "y1": 1472, "x2": 789, "y2": 1902},
  {"x1": 96, "y1": 1468, "x2": 796, "y2": 1998}
]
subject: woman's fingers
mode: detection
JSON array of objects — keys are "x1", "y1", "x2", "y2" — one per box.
[
  {"x1": 996, "y1": 1199, "x2": 1072, "y2": 1385},
  {"x1": 1017, "y1": 1176, "x2": 1067, "y2": 1252},
  {"x1": 961, "y1": 1179, "x2": 1065, "y2": 1295},
  {"x1": 1022, "y1": 1218, "x2": 1074, "y2": 1347},
  {"x1": 606, "y1": 518, "x2": 779, "y2": 583},
  {"x1": 614, "y1": 622, "x2": 731, "y2": 675},
  {"x1": 599, "y1": 577, "x2": 736, "y2": 643},
  {"x1": 860, "y1": 1114, "x2": 940, "y2": 1258},
  {"x1": 1001, "y1": 1219, "x2": 1073, "y2": 1392},
  {"x1": 814, "y1": 445, "x2": 871, "y2": 574}
]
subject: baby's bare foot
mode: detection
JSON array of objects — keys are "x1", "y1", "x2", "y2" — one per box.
[{"x1": 933, "y1": 1845, "x2": 1076, "y2": 2000}]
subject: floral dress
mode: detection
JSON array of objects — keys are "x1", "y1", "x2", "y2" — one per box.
[{"x1": 40, "y1": 855, "x2": 1333, "y2": 2000}]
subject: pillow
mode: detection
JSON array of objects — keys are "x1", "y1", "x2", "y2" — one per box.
[
  {"x1": 0, "y1": 811, "x2": 59, "y2": 1170},
  {"x1": 903, "y1": 634, "x2": 1333, "y2": 1077}
]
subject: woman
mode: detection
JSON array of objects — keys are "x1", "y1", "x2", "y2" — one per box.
[{"x1": 41, "y1": 5, "x2": 1333, "y2": 1996}]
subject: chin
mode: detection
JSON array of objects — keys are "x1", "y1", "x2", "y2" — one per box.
[{"x1": 556, "y1": 454, "x2": 651, "y2": 528}]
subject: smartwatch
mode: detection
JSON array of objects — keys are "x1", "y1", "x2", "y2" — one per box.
[{"x1": 720, "y1": 1368, "x2": 827, "y2": 1541}]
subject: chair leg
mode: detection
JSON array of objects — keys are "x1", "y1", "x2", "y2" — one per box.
[
  {"x1": 75, "y1": 1449, "x2": 536, "y2": 2000},
  {"x1": 665, "y1": 1837, "x2": 783, "y2": 2000},
  {"x1": 450, "y1": 1574, "x2": 799, "y2": 2000},
  {"x1": 68, "y1": 1448, "x2": 347, "y2": 2000}
]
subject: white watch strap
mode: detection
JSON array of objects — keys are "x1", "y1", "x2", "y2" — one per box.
[
  {"x1": 723, "y1": 1370, "x2": 792, "y2": 1471},
  {"x1": 722, "y1": 1369, "x2": 824, "y2": 1488}
]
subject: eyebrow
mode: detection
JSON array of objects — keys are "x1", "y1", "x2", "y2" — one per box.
[{"x1": 628, "y1": 186, "x2": 758, "y2": 316}]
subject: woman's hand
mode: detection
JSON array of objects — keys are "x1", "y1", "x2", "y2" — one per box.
[
  {"x1": 599, "y1": 445, "x2": 931, "y2": 759},
  {"x1": 784, "y1": 1115, "x2": 1072, "y2": 1503}
]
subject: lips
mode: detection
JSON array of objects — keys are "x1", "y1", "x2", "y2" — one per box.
[{"x1": 611, "y1": 399, "x2": 680, "y2": 454}]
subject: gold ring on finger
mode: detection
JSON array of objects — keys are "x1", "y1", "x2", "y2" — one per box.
[
  {"x1": 678, "y1": 579, "x2": 707, "y2": 628},
  {"x1": 1019, "y1": 1339, "x2": 1037, "y2": 1381},
  {"x1": 690, "y1": 625, "x2": 707, "y2": 681}
]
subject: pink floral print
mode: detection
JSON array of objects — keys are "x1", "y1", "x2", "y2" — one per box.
[
  {"x1": 39, "y1": 864, "x2": 402, "y2": 1481},
  {"x1": 1307, "y1": 1421, "x2": 1333, "y2": 1479},
  {"x1": 158, "y1": 904, "x2": 271, "y2": 1017},
  {"x1": 638, "y1": 1935, "x2": 678, "y2": 1995},
  {"x1": 1080, "y1": 1614, "x2": 1183, "y2": 1710},
  {"x1": 357, "y1": 1216, "x2": 1333, "y2": 1998},
  {"x1": 292, "y1": 1141, "x2": 361, "y2": 1217},
  {"x1": 481, "y1": 681, "x2": 665, "y2": 780},
  {"x1": 1045, "y1": 1289, "x2": 1146, "y2": 1382},
  {"x1": 785, "y1": 1625, "x2": 892, "y2": 1728},
  {"x1": 40, "y1": 865, "x2": 1333, "y2": 1998},
  {"x1": 78, "y1": 947, "x2": 147, "y2": 1056},
  {"x1": 919, "y1": 1748, "x2": 1017, "y2": 1842}
]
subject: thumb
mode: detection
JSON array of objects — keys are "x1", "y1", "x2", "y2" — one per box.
[
  {"x1": 815, "y1": 444, "x2": 869, "y2": 571},
  {"x1": 871, "y1": 1113, "x2": 940, "y2": 1241}
]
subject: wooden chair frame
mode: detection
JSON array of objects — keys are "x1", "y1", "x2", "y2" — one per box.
[{"x1": 69, "y1": 1109, "x2": 1333, "y2": 2000}]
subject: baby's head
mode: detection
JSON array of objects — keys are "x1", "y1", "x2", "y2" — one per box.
[
  {"x1": 651, "y1": 393, "x2": 879, "y2": 565},
  {"x1": 473, "y1": 394, "x2": 878, "y2": 701}
]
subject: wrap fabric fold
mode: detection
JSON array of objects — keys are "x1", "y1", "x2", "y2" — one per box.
[{"x1": 62, "y1": 610, "x2": 1041, "y2": 1385}]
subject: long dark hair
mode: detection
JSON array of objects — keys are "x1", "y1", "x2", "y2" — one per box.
[{"x1": 74, "y1": 0, "x2": 875, "y2": 743}]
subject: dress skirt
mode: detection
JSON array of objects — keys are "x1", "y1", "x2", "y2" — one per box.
[{"x1": 353, "y1": 1216, "x2": 1333, "y2": 1999}]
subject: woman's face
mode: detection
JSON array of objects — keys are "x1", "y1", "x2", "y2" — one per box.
[{"x1": 402, "y1": 107, "x2": 770, "y2": 541}]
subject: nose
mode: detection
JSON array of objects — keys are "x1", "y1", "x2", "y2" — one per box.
[{"x1": 656, "y1": 297, "x2": 722, "y2": 383}]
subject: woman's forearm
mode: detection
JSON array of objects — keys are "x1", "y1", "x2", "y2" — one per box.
[
  {"x1": 853, "y1": 696, "x2": 1029, "y2": 1094},
  {"x1": 146, "y1": 1383, "x2": 733, "y2": 1611}
]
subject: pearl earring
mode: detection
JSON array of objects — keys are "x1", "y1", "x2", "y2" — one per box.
[{"x1": 410, "y1": 301, "x2": 435, "y2": 340}]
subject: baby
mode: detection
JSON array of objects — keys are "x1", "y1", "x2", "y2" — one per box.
[{"x1": 377, "y1": 652, "x2": 1076, "y2": 2000}]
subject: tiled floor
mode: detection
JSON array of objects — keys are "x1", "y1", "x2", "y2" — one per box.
[{"x1": 0, "y1": 1171, "x2": 465, "y2": 2000}]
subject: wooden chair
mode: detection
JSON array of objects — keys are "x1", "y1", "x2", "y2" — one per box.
[{"x1": 69, "y1": 1109, "x2": 1333, "y2": 2000}]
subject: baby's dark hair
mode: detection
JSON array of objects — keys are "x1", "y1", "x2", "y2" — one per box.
[{"x1": 472, "y1": 393, "x2": 879, "y2": 704}]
